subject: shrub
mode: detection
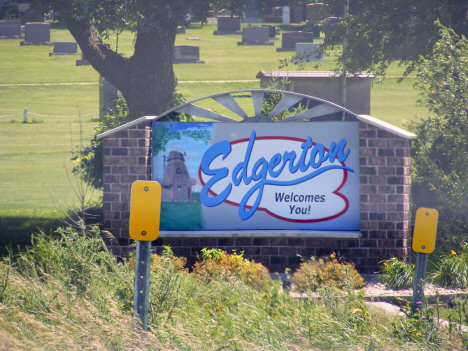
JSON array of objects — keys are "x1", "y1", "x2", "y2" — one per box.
[
  {"x1": 379, "y1": 258, "x2": 414, "y2": 289},
  {"x1": 292, "y1": 253, "x2": 366, "y2": 292},
  {"x1": 126, "y1": 245, "x2": 188, "y2": 275},
  {"x1": 431, "y1": 243, "x2": 468, "y2": 289},
  {"x1": 191, "y1": 248, "x2": 271, "y2": 289}
]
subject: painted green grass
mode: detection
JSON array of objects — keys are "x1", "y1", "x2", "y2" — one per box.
[{"x1": 160, "y1": 202, "x2": 204, "y2": 230}]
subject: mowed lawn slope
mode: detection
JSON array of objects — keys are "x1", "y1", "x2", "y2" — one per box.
[{"x1": 0, "y1": 21, "x2": 428, "y2": 252}]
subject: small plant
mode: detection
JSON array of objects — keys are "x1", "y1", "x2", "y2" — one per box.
[
  {"x1": 431, "y1": 243, "x2": 468, "y2": 288},
  {"x1": 391, "y1": 298, "x2": 443, "y2": 345},
  {"x1": 191, "y1": 249, "x2": 271, "y2": 289},
  {"x1": 292, "y1": 253, "x2": 366, "y2": 292},
  {"x1": 379, "y1": 257, "x2": 414, "y2": 289},
  {"x1": 126, "y1": 245, "x2": 188, "y2": 275}
]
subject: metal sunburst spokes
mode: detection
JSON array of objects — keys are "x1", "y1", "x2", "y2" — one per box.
[{"x1": 154, "y1": 90, "x2": 357, "y2": 123}]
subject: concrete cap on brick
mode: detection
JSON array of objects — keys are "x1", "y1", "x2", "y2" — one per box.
[{"x1": 357, "y1": 115, "x2": 416, "y2": 140}]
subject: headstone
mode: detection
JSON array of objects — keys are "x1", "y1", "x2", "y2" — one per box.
[
  {"x1": 306, "y1": 3, "x2": 328, "y2": 22},
  {"x1": 50, "y1": 41, "x2": 78, "y2": 56},
  {"x1": 76, "y1": 52, "x2": 89, "y2": 66},
  {"x1": 22, "y1": 23, "x2": 51, "y2": 45},
  {"x1": 282, "y1": 6, "x2": 290, "y2": 25},
  {"x1": 293, "y1": 43, "x2": 327, "y2": 62},
  {"x1": 260, "y1": 25, "x2": 276, "y2": 38},
  {"x1": 276, "y1": 31, "x2": 313, "y2": 52},
  {"x1": 214, "y1": 16, "x2": 241, "y2": 35},
  {"x1": 292, "y1": 8, "x2": 303, "y2": 23},
  {"x1": 0, "y1": 20, "x2": 22, "y2": 38},
  {"x1": 312, "y1": 25, "x2": 321, "y2": 38},
  {"x1": 323, "y1": 17, "x2": 342, "y2": 32},
  {"x1": 177, "y1": 26, "x2": 185, "y2": 34},
  {"x1": 20, "y1": 11, "x2": 45, "y2": 25},
  {"x1": 245, "y1": 2, "x2": 260, "y2": 18},
  {"x1": 238, "y1": 26, "x2": 272, "y2": 45},
  {"x1": 272, "y1": 7, "x2": 283, "y2": 16},
  {"x1": 99, "y1": 76, "x2": 118, "y2": 119},
  {"x1": 76, "y1": 43, "x2": 110, "y2": 66},
  {"x1": 262, "y1": 16, "x2": 282, "y2": 23},
  {"x1": 173, "y1": 45, "x2": 204, "y2": 63}
]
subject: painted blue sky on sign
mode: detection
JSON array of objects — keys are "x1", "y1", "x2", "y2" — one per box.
[{"x1": 152, "y1": 123, "x2": 214, "y2": 192}]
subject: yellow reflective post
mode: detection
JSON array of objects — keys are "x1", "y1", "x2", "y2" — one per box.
[
  {"x1": 129, "y1": 180, "x2": 161, "y2": 331},
  {"x1": 129, "y1": 181, "x2": 161, "y2": 241},
  {"x1": 411, "y1": 207, "x2": 439, "y2": 314},
  {"x1": 412, "y1": 208, "x2": 439, "y2": 254}
]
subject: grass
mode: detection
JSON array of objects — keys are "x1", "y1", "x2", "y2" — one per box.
[
  {"x1": 0, "y1": 20, "x2": 429, "y2": 252},
  {"x1": 2, "y1": 226, "x2": 467, "y2": 350}
]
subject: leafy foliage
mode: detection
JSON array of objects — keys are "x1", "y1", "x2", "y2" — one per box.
[
  {"x1": 431, "y1": 243, "x2": 468, "y2": 289},
  {"x1": 379, "y1": 257, "x2": 414, "y2": 290},
  {"x1": 72, "y1": 91, "x2": 190, "y2": 190},
  {"x1": 411, "y1": 25, "x2": 468, "y2": 250},
  {"x1": 321, "y1": 0, "x2": 468, "y2": 78},
  {"x1": 191, "y1": 248, "x2": 271, "y2": 289},
  {"x1": 292, "y1": 253, "x2": 366, "y2": 292}
]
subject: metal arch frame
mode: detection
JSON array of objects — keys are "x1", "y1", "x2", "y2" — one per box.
[
  {"x1": 152, "y1": 89, "x2": 361, "y2": 239},
  {"x1": 150, "y1": 89, "x2": 359, "y2": 123}
]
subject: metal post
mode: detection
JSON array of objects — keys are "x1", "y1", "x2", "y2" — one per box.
[
  {"x1": 133, "y1": 240, "x2": 152, "y2": 330},
  {"x1": 23, "y1": 108, "x2": 28, "y2": 123},
  {"x1": 412, "y1": 252, "x2": 428, "y2": 313}
]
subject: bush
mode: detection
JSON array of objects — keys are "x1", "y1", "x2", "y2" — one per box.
[
  {"x1": 126, "y1": 245, "x2": 188, "y2": 275},
  {"x1": 431, "y1": 243, "x2": 468, "y2": 289},
  {"x1": 379, "y1": 257, "x2": 414, "y2": 290},
  {"x1": 292, "y1": 253, "x2": 366, "y2": 292},
  {"x1": 191, "y1": 248, "x2": 271, "y2": 289}
]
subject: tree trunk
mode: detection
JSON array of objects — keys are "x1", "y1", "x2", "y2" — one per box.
[{"x1": 64, "y1": 18, "x2": 177, "y2": 121}]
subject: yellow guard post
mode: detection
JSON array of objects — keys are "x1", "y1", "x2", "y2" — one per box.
[
  {"x1": 412, "y1": 208, "x2": 438, "y2": 254},
  {"x1": 129, "y1": 181, "x2": 162, "y2": 241}
]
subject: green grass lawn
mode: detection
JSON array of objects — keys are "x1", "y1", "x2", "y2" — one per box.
[{"x1": 0, "y1": 21, "x2": 430, "y2": 252}]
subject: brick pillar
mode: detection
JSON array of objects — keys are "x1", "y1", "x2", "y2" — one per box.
[
  {"x1": 102, "y1": 119, "x2": 151, "y2": 256},
  {"x1": 357, "y1": 121, "x2": 412, "y2": 273}
]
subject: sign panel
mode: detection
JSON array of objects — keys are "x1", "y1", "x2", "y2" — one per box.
[
  {"x1": 129, "y1": 181, "x2": 162, "y2": 241},
  {"x1": 412, "y1": 208, "x2": 438, "y2": 254},
  {"x1": 152, "y1": 122, "x2": 360, "y2": 231}
]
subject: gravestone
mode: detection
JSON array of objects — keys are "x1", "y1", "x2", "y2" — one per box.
[
  {"x1": 263, "y1": 15, "x2": 282, "y2": 23},
  {"x1": 323, "y1": 17, "x2": 342, "y2": 32},
  {"x1": 76, "y1": 43, "x2": 110, "y2": 66},
  {"x1": 238, "y1": 26, "x2": 272, "y2": 45},
  {"x1": 245, "y1": 2, "x2": 260, "y2": 18},
  {"x1": 76, "y1": 52, "x2": 89, "y2": 66},
  {"x1": 99, "y1": 76, "x2": 118, "y2": 119},
  {"x1": 306, "y1": 3, "x2": 328, "y2": 22},
  {"x1": 272, "y1": 7, "x2": 283, "y2": 16},
  {"x1": 260, "y1": 25, "x2": 276, "y2": 38},
  {"x1": 282, "y1": 6, "x2": 290, "y2": 25},
  {"x1": 276, "y1": 31, "x2": 313, "y2": 52},
  {"x1": 49, "y1": 41, "x2": 78, "y2": 56},
  {"x1": 0, "y1": 20, "x2": 22, "y2": 38},
  {"x1": 20, "y1": 11, "x2": 44, "y2": 25},
  {"x1": 292, "y1": 7, "x2": 303, "y2": 23},
  {"x1": 293, "y1": 43, "x2": 326, "y2": 62},
  {"x1": 21, "y1": 23, "x2": 52, "y2": 45},
  {"x1": 213, "y1": 16, "x2": 241, "y2": 35},
  {"x1": 173, "y1": 45, "x2": 204, "y2": 63},
  {"x1": 176, "y1": 26, "x2": 185, "y2": 34},
  {"x1": 312, "y1": 25, "x2": 321, "y2": 38}
]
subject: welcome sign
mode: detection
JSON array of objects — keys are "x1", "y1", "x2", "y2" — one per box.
[{"x1": 152, "y1": 122, "x2": 360, "y2": 231}]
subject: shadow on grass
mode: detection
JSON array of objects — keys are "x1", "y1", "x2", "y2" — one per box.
[{"x1": 0, "y1": 207, "x2": 103, "y2": 257}]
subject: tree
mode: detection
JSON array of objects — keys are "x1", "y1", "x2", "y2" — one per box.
[
  {"x1": 411, "y1": 24, "x2": 468, "y2": 250},
  {"x1": 8, "y1": 0, "x2": 254, "y2": 121},
  {"x1": 320, "y1": 0, "x2": 468, "y2": 78}
]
